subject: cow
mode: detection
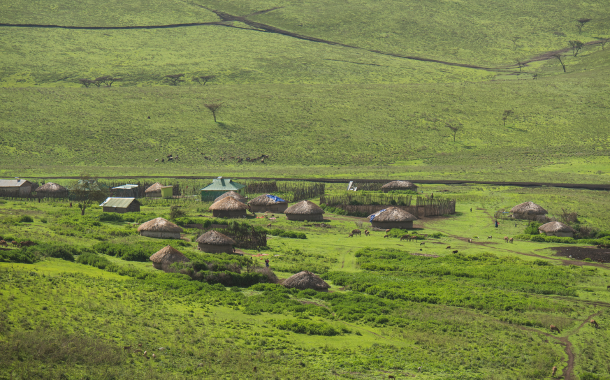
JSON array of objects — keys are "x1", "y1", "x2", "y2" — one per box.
[
  {"x1": 487, "y1": 236, "x2": 492, "y2": 239},
  {"x1": 550, "y1": 325, "x2": 561, "y2": 333},
  {"x1": 123, "y1": 346, "x2": 131, "y2": 350},
  {"x1": 351, "y1": 229, "x2": 361, "y2": 236},
  {"x1": 385, "y1": 229, "x2": 391, "y2": 233},
  {"x1": 266, "y1": 224, "x2": 272, "y2": 227},
  {"x1": 590, "y1": 319, "x2": 599, "y2": 328},
  {"x1": 400, "y1": 235, "x2": 411, "y2": 241},
  {"x1": 446, "y1": 246, "x2": 451, "y2": 249},
  {"x1": 0, "y1": 240, "x2": 7, "y2": 247},
  {"x1": 468, "y1": 239, "x2": 472, "y2": 243},
  {"x1": 154, "y1": 159, "x2": 159, "y2": 162},
  {"x1": 11, "y1": 241, "x2": 18, "y2": 247},
  {"x1": 551, "y1": 366, "x2": 557, "y2": 377},
  {"x1": 364, "y1": 230, "x2": 370, "y2": 236},
  {"x1": 509, "y1": 237, "x2": 513, "y2": 243},
  {"x1": 348, "y1": 233, "x2": 353, "y2": 238},
  {"x1": 420, "y1": 242, "x2": 425, "y2": 246},
  {"x1": 383, "y1": 234, "x2": 389, "y2": 238},
  {"x1": 504, "y1": 236, "x2": 509, "y2": 243},
  {"x1": 452, "y1": 250, "x2": 458, "y2": 254}
]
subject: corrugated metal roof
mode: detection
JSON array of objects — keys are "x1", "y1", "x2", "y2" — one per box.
[
  {"x1": 201, "y1": 178, "x2": 245, "y2": 191},
  {"x1": 0, "y1": 179, "x2": 30, "y2": 187},
  {"x1": 99, "y1": 197, "x2": 138, "y2": 208},
  {"x1": 112, "y1": 184, "x2": 139, "y2": 190}
]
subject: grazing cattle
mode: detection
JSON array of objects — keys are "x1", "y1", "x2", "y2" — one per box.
[
  {"x1": 420, "y1": 242, "x2": 425, "y2": 246},
  {"x1": 607, "y1": 285, "x2": 610, "y2": 290},
  {"x1": 550, "y1": 325, "x2": 561, "y2": 333},
  {"x1": 400, "y1": 235, "x2": 410, "y2": 241},
  {"x1": 446, "y1": 246, "x2": 451, "y2": 249},
  {"x1": 0, "y1": 241, "x2": 7, "y2": 247},
  {"x1": 348, "y1": 233, "x2": 353, "y2": 238},
  {"x1": 364, "y1": 230, "x2": 370, "y2": 236},
  {"x1": 385, "y1": 229, "x2": 391, "y2": 233},
  {"x1": 143, "y1": 351, "x2": 147, "y2": 356},
  {"x1": 266, "y1": 223, "x2": 272, "y2": 227},
  {"x1": 154, "y1": 159, "x2": 159, "y2": 162},
  {"x1": 551, "y1": 366, "x2": 557, "y2": 377},
  {"x1": 253, "y1": 367, "x2": 257, "y2": 373},
  {"x1": 152, "y1": 353, "x2": 156, "y2": 359},
  {"x1": 468, "y1": 239, "x2": 472, "y2": 243},
  {"x1": 11, "y1": 241, "x2": 18, "y2": 247},
  {"x1": 138, "y1": 343, "x2": 142, "y2": 347},
  {"x1": 509, "y1": 237, "x2": 513, "y2": 243},
  {"x1": 123, "y1": 346, "x2": 131, "y2": 350},
  {"x1": 487, "y1": 236, "x2": 492, "y2": 239},
  {"x1": 452, "y1": 250, "x2": 458, "y2": 254},
  {"x1": 134, "y1": 349, "x2": 142, "y2": 353},
  {"x1": 383, "y1": 234, "x2": 389, "y2": 238},
  {"x1": 161, "y1": 158, "x2": 164, "y2": 162},
  {"x1": 590, "y1": 319, "x2": 599, "y2": 328},
  {"x1": 388, "y1": 376, "x2": 395, "y2": 379},
  {"x1": 352, "y1": 229, "x2": 361, "y2": 236},
  {"x1": 504, "y1": 236, "x2": 509, "y2": 243}
]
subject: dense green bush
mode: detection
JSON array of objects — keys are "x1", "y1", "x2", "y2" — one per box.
[
  {"x1": 523, "y1": 221, "x2": 542, "y2": 235},
  {"x1": 266, "y1": 228, "x2": 306, "y2": 239},
  {"x1": 516, "y1": 234, "x2": 576, "y2": 244},
  {"x1": 92, "y1": 242, "x2": 149, "y2": 262},
  {"x1": 0, "y1": 244, "x2": 77, "y2": 263},
  {"x1": 273, "y1": 319, "x2": 347, "y2": 336},
  {"x1": 76, "y1": 252, "x2": 112, "y2": 269},
  {"x1": 18, "y1": 215, "x2": 34, "y2": 223}
]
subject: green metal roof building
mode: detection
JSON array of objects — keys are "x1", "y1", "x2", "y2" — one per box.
[
  {"x1": 99, "y1": 197, "x2": 141, "y2": 213},
  {"x1": 200, "y1": 178, "x2": 245, "y2": 201}
]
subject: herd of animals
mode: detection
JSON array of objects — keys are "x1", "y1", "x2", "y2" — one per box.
[
  {"x1": 154, "y1": 154, "x2": 270, "y2": 163},
  {"x1": 0, "y1": 238, "x2": 35, "y2": 247}
]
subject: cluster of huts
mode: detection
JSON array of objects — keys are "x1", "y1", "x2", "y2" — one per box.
[{"x1": 510, "y1": 201, "x2": 575, "y2": 237}]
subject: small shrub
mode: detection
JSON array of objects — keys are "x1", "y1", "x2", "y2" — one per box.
[
  {"x1": 524, "y1": 221, "x2": 542, "y2": 235},
  {"x1": 19, "y1": 215, "x2": 34, "y2": 223},
  {"x1": 40, "y1": 218, "x2": 47, "y2": 223}
]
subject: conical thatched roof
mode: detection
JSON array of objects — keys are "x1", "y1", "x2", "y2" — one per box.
[
  {"x1": 539, "y1": 221, "x2": 575, "y2": 233},
  {"x1": 511, "y1": 201, "x2": 548, "y2": 215},
  {"x1": 283, "y1": 271, "x2": 330, "y2": 290},
  {"x1": 150, "y1": 245, "x2": 190, "y2": 264},
  {"x1": 36, "y1": 182, "x2": 67, "y2": 193},
  {"x1": 137, "y1": 217, "x2": 183, "y2": 233},
  {"x1": 214, "y1": 191, "x2": 247, "y2": 204},
  {"x1": 381, "y1": 181, "x2": 418, "y2": 190},
  {"x1": 145, "y1": 183, "x2": 164, "y2": 193},
  {"x1": 369, "y1": 207, "x2": 417, "y2": 222},
  {"x1": 209, "y1": 196, "x2": 248, "y2": 211},
  {"x1": 196, "y1": 230, "x2": 236, "y2": 245},
  {"x1": 248, "y1": 194, "x2": 288, "y2": 206},
  {"x1": 284, "y1": 200, "x2": 324, "y2": 215}
]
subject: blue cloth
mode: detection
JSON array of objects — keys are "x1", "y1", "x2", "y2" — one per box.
[
  {"x1": 369, "y1": 209, "x2": 386, "y2": 222},
  {"x1": 266, "y1": 194, "x2": 287, "y2": 203}
]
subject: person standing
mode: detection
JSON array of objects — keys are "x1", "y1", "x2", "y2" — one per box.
[
  {"x1": 495, "y1": 220, "x2": 499, "y2": 228},
  {"x1": 265, "y1": 259, "x2": 269, "y2": 268}
]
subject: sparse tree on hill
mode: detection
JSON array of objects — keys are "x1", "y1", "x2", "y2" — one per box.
[
  {"x1": 568, "y1": 40, "x2": 585, "y2": 57},
  {"x1": 502, "y1": 110, "x2": 514, "y2": 126},
  {"x1": 205, "y1": 103, "x2": 222, "y2": 122},
  {"x1": 193, "y1": 75, "x2": 215, "y2": 85},
  {"x1": 594, "y1": 37, "x2": 609, "y2": 50},
  {"x1": 71, "y1": 175, "x2": 108, "y2": 216},
  {"x1": 553, "y1": 54, "x2": 566, "y2": 72},
  {"x1": 94, "y1": 76, "x2": 121, "y2": 87},
  {"x1": 445, "y1": 123, "x2": 462, "y2": 142},
  {"x1": 576, "y1": 18, "x2": 592, "y2": 34},
  {"x1": 165, "y1": 74, "x2": 185, "y2": 85},
  {"x1": 515, "y1": 60, "x2": 525, "y2": 73},
  {"x1": 79, "y1": 79, "x2": 95, "y2": 88}
]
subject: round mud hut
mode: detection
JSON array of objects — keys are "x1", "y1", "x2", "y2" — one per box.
[
  {"x1": 214, "y1": 191, "x2": 247, "y2": 204},
  {"x1": 209, "y1": 196, "x2": 248, "y2": 218},
  {"x1": 36, "y1": 182, "x2": 68, "y2": 198},
  {"x1": 369, "y1": 207, "x2": 417, "y2": 229},
  {"x1": 137, "y1": 217, "x2": 183, "y2": 239},
  {"x1": 511, "y1": 201, "x2": 548, "y2": 221},
  {"x1": 248, "y1": 194, "x2": 289, "y2": 213},
  {"x1": 149, "y1": 245, "x2": 190, "y2": 270},
  {"x1": 381, "y1": 180, "x2": 418, "y2": 193},
  {"x1": 283, "y1": 271, "x2": 330, "y2": 291},
  {"x1": 539, "y1": 221, "x2": 575, "y2": 238},
  {"x1": 196, "y1": 230, "x2": 236, "y2": 254},
  {"x1": 284, "y1": 200, "x2": 324, "y2": 221}
]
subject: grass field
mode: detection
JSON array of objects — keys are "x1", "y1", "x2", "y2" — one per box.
[{"x1": 1, "y1": 184, "x2": 610, "y2": 378}]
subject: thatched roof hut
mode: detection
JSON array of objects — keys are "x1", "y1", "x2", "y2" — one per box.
[
  {"x1": 149, "y1": 245, "x2": 190, "y2": 270},
  {"x1": 369, "y1": 207, "x2": 417, "y2": 229},
  {"x1": 283, "y1": 271, "x2": 330, "y2": 291},
  {"x1": 145, "y1": 183, "x2": 173, "y2": 198},
  {"x1": 248, "y1": 194, "x2": 288, "y2": 213},
  {"x1": 196, "y1": 230, "x2": 236, "y2": 254},
  {"x1": 511, "y1": 201, "x2": 548, "y2": 221},
  {"x1": 284, "y1": 200, "x2": 324, "y2": 221},
  {"x1": 539, "y1": 221, "x2": 575, "y2": 237},
  {"x1": 36, "y1": 182, "x2": 68, "y2": 198},
  {"x1": 138, "y1": 217, "x2": 183, "y2": 239},
  {"x1": 381, "y1": 181, "x2": 418, "y2": 193},
  {"x1": 209, "y1": 196, "x2": 248, "y2": 218},
  {"x1": 214, "y1": 191, "x2": 247, "y2": 204}
]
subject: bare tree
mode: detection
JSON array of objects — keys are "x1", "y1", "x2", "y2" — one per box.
[
  {"x1": 79, "y1": 79, "x2": 95, "y2": 88},
  {"x1": 515, "y1": 60, "x2": 525, "y2": 72},
  {"x1": 568, "y1": 40, "x2": 585, "y2": 56},
  {"x1": 553, "y1": 54, "x2": 566, "y2": 73},
  {"x1": 193, "y1": 75, "x2": 215, "y2": 85},
  {"x1": 165, "y1": 74, "x2": 185, "y2": 85},
  {"x1": 502, "y1": 110, "x2": 514, "y2": 126},
  {"x1": 594, "y1": 37, "x2": 609, "y2": 50},
  {"x1": 445, "y1": 123, "x2": 462, "y2": 142},
  {"x1": 204, "y1": 103, "x2": 222, "y2": 122},
  {"x1": 70, "y1": 175, "x2": 108, "y2": 216},
  {"x1": 576, "y1": 18, "x2": 592, "y2": 34},
  {"x1": 511, "y1": 36, "x2": 520, "y2": 50}
]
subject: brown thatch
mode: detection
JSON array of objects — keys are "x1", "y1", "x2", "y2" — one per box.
[
  {"x1": 539, "y1": 221, "x2": 575, "y2": 233},
  {"x1": 511, "y1": 202, "x2": 548, "y2": 216},
  {"x1": 145, "y1": 183, "x2": 164, "y2": 193},
  {"x1": 381, "y1": 181, "x2": 418, "y2": 191},
  {"x1": 209, "y1": 196, "x2": 248, "y2": 211},
  {"x1": 196, "y1": 230, "x2": 236, "y2": 246},
  {"x1": 36, "y1": 182, "x2": 67, "y2": 193},
  {"x1": 283, "y1": 271, "x2": 330, "y2": 291},
  {"x1": 248, "y1": 194, "x2": 288, "y2": 206},
  {"x1": 137, "y1": 217, "x2": 183, "y2": 233},
  {"x1": 369, "y1": 207, "x2": 417, "y2": 222},
  {"x1": 214, "y1": 191, "x2": 247, "y2": 204},
  {"x1": 150, "y1": 245, "x2": 190, "y2": 270},
  {"x1": 284, "y1": 200, "x2": 324, "y2": 215}
]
